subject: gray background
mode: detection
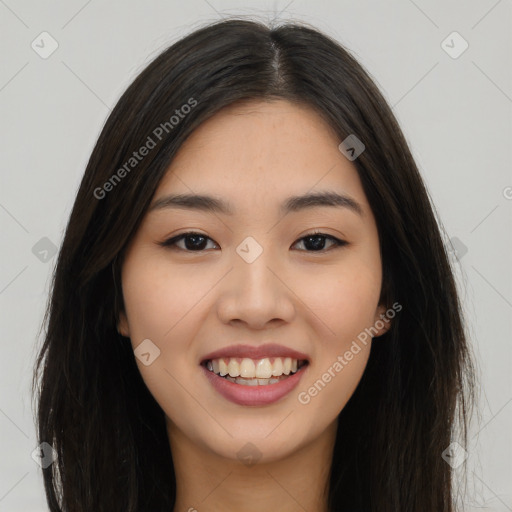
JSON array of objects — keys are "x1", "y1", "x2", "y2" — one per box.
[{"x1": 1, "y1": 1, "x2": 511, "y2": 510}]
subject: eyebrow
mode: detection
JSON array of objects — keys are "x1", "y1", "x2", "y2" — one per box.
[{"x1": 148, "y1": 191, "x2": 363, "y2": 217}]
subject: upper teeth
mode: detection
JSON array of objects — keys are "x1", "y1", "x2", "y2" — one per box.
[{"x1": 207, "y1": 357, "x2": 299, "y2": 378}]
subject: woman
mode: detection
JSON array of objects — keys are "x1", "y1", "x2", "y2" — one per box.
[{"x1": 32, "y1": 18, "x2": 476, "y2": 512}]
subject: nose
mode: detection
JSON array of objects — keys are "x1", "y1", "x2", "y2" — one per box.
[{"x1": 215, "y1": 245, "x2": 296, "y2": 330}]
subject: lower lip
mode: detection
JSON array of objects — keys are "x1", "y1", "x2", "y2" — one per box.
[{"x1": 201, "y1": 364, "x2": 308, "y2": 406}]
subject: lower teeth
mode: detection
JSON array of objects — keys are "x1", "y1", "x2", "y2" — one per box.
[{"x1": 222, "y1": 374, "x2": 294, "y2": 386}]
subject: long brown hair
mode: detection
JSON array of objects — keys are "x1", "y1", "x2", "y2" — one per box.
[{"x1": 32, "y1": 18, "x2": 476, "y2": 511}]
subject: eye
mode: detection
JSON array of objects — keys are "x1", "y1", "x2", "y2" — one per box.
[
  {"x1": 159, "y1": 232, "x2": 219, "y2": 251},
  {"x1": 159, "y1": 231, "x2": 347, "y2": 253},
  {"x1": 291, "y1": 231, "x2": 347, "y2": 252}
]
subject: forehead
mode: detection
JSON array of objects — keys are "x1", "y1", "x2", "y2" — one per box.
[{"x1": 154, "y1": 99, "x2": 368, "y2": 209}]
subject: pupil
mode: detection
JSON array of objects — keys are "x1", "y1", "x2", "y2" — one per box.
[
  {"x1": 305, "y1": 235, "x2": 325, "y2": 251},
  {"x1": 183, "y1": 235, "x2": 327, "y2": 251},
  {"x1": 185, "y1": 234, "x2": 207, "y2": 250}
]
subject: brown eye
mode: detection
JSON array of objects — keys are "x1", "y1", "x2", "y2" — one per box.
[
  {"x1": 291, "y1": 233, "x2": 347, "y2": 252},
  {"x1": 160, "y1": 232, "x2": 219, "y2": 251},
  {"x1": 159, "y1": 231, "x2": 347, "y2": 253}
]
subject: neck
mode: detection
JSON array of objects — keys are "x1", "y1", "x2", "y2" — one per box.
[{"x1": 168, "y1": 418, "x2": 338, "y2": 512}]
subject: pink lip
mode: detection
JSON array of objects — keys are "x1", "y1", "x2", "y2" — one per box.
[
  {"x1": 200, "y1": 343, "x2": 310, "y2": 363},
  {"x1": 201, "y1": 364, "x2": 308, "y2": 406}
]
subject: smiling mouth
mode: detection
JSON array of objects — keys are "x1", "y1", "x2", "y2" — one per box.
[{"x1": 201, "y1": 357, "x2": 309, "y2": 386}]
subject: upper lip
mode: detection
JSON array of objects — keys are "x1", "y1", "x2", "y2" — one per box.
[{"x1": 200, "y1": 343, "x2": 310, "y2": 364}]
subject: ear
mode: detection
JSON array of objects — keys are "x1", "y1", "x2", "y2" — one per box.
[
  {"x1": 117, "y1": 310, "x2": 130, "y2": 337},
  {"x1": 372, "y1": 303, "x2": 392, "y2": 338}
]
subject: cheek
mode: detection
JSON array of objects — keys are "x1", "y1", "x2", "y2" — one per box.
[
  {"x1": 121, "y1": 257, "x2": 207, "y2": 342},
  {"x1": 295, "y1": 253, "x2": 382, "y2": 344},
  {"x1": 292, "y1": 253, "x2": 381, "y2": 417},
  {"x1": 296, "y1": 344, "x2": 371, "y2": 426},
  {"x1": 120, "y1": 259, "x2": 200, "y2": 396},
  {"x1": 120, "y1": 259, "x2": 209, "y2": 418}
]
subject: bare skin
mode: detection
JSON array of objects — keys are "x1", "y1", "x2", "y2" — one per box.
[{"x1": 118, "y1": 99, "x2": 390, "y2": 512}]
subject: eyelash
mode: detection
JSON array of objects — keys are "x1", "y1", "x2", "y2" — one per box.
[{"x1": 158, "y1": 231, "x2": 347, "y2": 253}]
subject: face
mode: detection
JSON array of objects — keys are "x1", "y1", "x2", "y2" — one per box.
[{"x1": 118, "y1": 99, "x2": 390, "y2": 463}]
